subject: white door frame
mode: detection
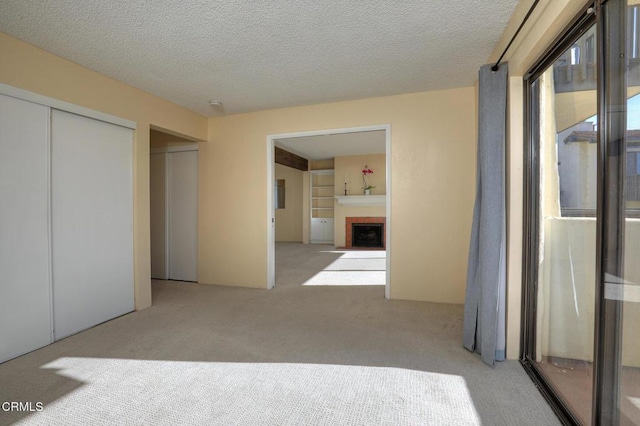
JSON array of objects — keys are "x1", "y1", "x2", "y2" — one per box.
[{"x1": 266, "y1": 124, "x2": 392, "y2": 299}]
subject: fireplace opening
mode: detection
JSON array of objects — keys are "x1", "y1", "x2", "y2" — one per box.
[{"x1": 352, "y1": 223, "x2": 384, "y2": 248}]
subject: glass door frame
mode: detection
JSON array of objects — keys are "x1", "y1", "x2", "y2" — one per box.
[
  {"x1": 593, "y1": 0, "x2": 628, "y2": 424},
  {"x1": 521, "y1": 1, "x2": 631, "y2": 424}
]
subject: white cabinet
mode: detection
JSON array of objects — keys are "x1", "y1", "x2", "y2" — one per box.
[
  {"x1": 310, "y1": 170, "x2": 334, "y2": 244},
  {"x1": 311, "y1": 218, "x2": 334, "y2": 243}
]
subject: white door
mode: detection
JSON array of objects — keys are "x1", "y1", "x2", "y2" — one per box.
[
  {"x1": 0, "y1": 94, "x2": 52, "y2": 363},
  {"x1": 167, "y1": 150, "x2": 198, "y2": 282},
  {"x1": 150, "y1": 152, "x2": 167, "y2": 279},
  {"x1": 51, "y1": 110, "x2": 134, "y2": 340}
]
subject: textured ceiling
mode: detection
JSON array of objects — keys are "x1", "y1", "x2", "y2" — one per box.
[{"x1": 0, "y1": 0, "x2": 519, "y2": 117}]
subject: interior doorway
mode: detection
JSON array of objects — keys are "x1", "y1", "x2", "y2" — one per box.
[
  {"x1": 149, "y1": 128, "x2": 199, "y2": 283},
  {"x1": 266, "y1": 125, "x2": 391, "y2": 298}
]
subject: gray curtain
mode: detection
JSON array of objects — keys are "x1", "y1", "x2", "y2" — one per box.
[{"x1": 463, "y1": 63, "x2": 508, "y2": 367}]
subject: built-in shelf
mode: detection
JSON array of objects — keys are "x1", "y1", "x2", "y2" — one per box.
[
  {"x1": 311, "y1": 170, "x2": 335, "y2": 242},
  {"x1": 334, "y1": 195, "x2": 386, "y2": 206}
]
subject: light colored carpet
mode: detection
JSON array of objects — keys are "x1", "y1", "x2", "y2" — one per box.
[
  {"x1": 0, "y1": 243, "x2": 560, "y2": 425},
  {"x1": 275, "y1": 243, "x2": 386, "y2": 286}
]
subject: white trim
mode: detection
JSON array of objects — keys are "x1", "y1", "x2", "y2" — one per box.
[
  {"x1": 0, "y1": 82, "x2": 136, "y2": 130},
  {"x1": 266, "y1": 140, "x2": 275, "y2": 289},
  {"x1": 266, "y1": 124, "x2": 392, "y2": 298},
  {"x1": 334, "y1": 195, "x2": 386, "y2": 206},
  {"x1": 47, "y1": 108, "x2": 55, "y2": 342},
  {"x1": 384, "y1": 124, "x2": 391, "y2": 299}
]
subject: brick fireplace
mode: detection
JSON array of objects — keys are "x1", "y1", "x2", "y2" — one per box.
[{"x1": 345, "y1": 217, "x2": 386, "y2": 249}]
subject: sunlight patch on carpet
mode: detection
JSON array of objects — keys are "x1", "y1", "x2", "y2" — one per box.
[
  {"x1": 319, "y1": 250, "x2": 387, "y2": 259},
  {"x1": 302, "y1": 271, "x2": 385, "y2": 286},
  {"x1": 299, "y1": 250, "x2": 386, "y2": 286},
  {"x1": 31, "y1": 358, "x2": 480, "y2": 425},
  {"x1": 323, "y1": 258, "x2": 386, "y2": 271}
]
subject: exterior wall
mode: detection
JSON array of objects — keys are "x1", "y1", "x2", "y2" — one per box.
[
  {"x1": 555, "y1": 88, "x2": 640, "y2": 132},
  {"x1": 539, "y1": 218, "x2": 640, "y2": 367},
  {"x1": 556, "y1": 123, "x2": 598, "y2": 210},
  {"x1": 201, "y1": 87, "x2": 477, "y2": 303},
  {"x1": 0, "y1": 31, "x2": 208, "y2": 310}
]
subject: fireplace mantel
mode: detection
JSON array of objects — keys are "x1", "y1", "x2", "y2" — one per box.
[{"x1": 334, "y1": 195, "x2": 385, "y2": 206}]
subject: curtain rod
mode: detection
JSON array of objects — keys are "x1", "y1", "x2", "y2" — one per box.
[{"x1": 492, "y1": 0, "x2": 541, "y2": 71}]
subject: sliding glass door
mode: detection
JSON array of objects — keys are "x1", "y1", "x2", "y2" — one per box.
[
  {"x1": 525, "y1": 15, "x2": 598, "y2": 424},
  {"x1": 622, "y1": 21, "x2": 640, "y2": 417},
  {"x1": 600, "y1": 0, "x2": 640, "y2": 425},
  {"x1": 523, "y1": 1, "x2": 640, "y2": 424}
]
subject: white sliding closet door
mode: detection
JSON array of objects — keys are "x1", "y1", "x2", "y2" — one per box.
[
  {"x1": 0, "y1": 94, "x2": 52, "y2": 363},
  {"x1": 51, "y1": 110, "x2": 134, "y2": 340},
  {"x1": 168, "y1": 150, "x2": 198, "y2": 282}
]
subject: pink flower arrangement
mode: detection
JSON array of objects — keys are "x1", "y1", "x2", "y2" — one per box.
[{"x1": 362, "y1": 165, "x2": 374, "y2": 191}]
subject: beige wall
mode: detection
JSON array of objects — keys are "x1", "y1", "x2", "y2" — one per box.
[
  {"x1": 275, "y1": 164, "x2": 304, "y2": 242},
  {"x1": 336, "y1": 154, "x2": 386, "y2": 196},
  {"x1": 150, "y1": 129, "x2": 199, "y2": 149},
  {"x1": 149, "y1": 152, "x2": 167, "y2": 279},
  {"x1": 201, "y1": 87, "x2": 476, "y2": 303},
  {"x1": 333, "y1": 154, "x2": 386, "y2": 247},
  {"x1": 0, "y1": 31, "x2": 208, "y2": 310},
  {"x1": 310, "y1": 159, "x2": 335, "y2": 170}
]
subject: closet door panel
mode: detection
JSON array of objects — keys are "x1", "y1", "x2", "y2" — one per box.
[
  {"x1": 51, "y1": 110, "x2": 134, "y2": 340},
  {"x1": 168, "y1": 150, "x2": 198, "y2": 282},
  {"x1": 0, "y1": 94, "x2": 52, "y2": 363}
]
